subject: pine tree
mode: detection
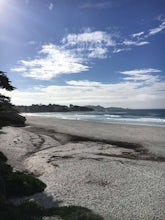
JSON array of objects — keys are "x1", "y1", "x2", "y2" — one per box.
[
  {"x1": 0, "y1": 71, "x2": 25, "y2": 127},
  {"x1": 0, "y1": 71, "x2": 15, "y2": 111},
  {"x1": 0, "y1": 71, "x2": 15, "y2": 91}
]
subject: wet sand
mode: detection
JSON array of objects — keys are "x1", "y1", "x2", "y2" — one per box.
[{"x1": 0, "y1": 116, "x2": 165, "y2": 220}]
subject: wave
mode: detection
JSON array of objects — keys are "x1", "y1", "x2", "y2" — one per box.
[
  {"x1": 21, "y1": 112, "x2": 165, "y2": 126},
  {"x1": 107, "y1": 117, "x2": 165, "y2": 123},
  {"x1": 104, "y1": 114, "x2": 121, "y2": 118}
]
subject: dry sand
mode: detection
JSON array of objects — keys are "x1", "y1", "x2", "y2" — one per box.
[{"x1": 0, "y1": 116, "x2": 165, "y2": 220}]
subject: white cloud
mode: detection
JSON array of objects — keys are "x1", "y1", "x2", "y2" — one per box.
[
  {"x1": 62, "y1": 30, "x2": 115, "y2": 58},
  {"x1": 49, "y1": 3, "x2": 54, "y2": 10},
  {"x1": 3, "y1": 68, "x2": 165, "y2": 108},
  {"x1": 11, "y1": 44, "x2": 89, "y2": 80},
  {"x1": 12, "y1": 30, "x2": 116, "y2": 79},
  {"x1": 120, "y1": 68, "x2": 161, "y2": 83},
  {"x1": 131, "y1": 19, "x2": 165, "y2": 39},
  {"x1": 113, "y1": 48, "x2": 131, "y2": 53},
  {"x1": 113, "y1": 48, "x2": 124, "y2": 53},
  {"x1": 116, "y1": 19, "x2": 165, "y2": 53},
  {"x1": 12, "y1": 67, "x2": 27, "y2": 72},
  {"x1": 80, "y1": 1, "x2": 113, "y2": 9},
  {"x1": 111, "y1": 19, "x2": 165, "y2": 54},
  {"x1": 120, "y1": 19, "x2": 165, "y2": 52},
  {"x1": 120, "y1": 68, "x2": 161, "y2": 76},
  {"x1": 88, "y1": 47, "x2": 108, "y2": 58},
  {"x1": 148, "y1": 20, "x2": 165, "y2": 36},
  {"x1": 66, "y1": 80, "x2": 103, "y2": 87},
  {"x1": 11, "y1": 23, "x2": 165, "y2": 81},
  {"x1": 62, "y1": 30, "x2": 115, "y2": 46},
  {"x1": 122, "y1": 19, "x2": 165, "y2": 51},
  {"x1": 132, "y1": 32, "x2": 144, "y2": 38},
  {"x1": 123, "y1": 40, "x2": 149, "y2": 46}
]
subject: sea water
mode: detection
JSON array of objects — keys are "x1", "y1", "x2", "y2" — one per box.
[{"x1": 22, "y1": 109, "x2": 165, "y2": 127}]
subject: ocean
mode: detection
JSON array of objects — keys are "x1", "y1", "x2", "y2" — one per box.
[{"x1": 22, "y1": 109, "x2": 165, "y2": 127}]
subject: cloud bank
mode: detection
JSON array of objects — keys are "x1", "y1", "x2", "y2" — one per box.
[{"x1": 3, "y1": 68, "x2": 165, "y2": 108}]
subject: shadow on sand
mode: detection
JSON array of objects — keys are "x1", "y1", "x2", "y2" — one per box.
[{"x1": 11, "y1": 191, "x2": 63, "y2": 209}]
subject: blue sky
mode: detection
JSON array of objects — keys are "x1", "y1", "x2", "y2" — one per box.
[{"x1": 1, "y1": 0, "x2": 165, "y2": 108}]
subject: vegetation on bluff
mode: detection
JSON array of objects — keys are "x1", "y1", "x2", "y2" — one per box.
[
  {"x1": 0, "y1": 152, "x2": 103, "y2": 220},
  {"x1": 16, "y1": 103, "x2": 94, "y2": 113},
  {"x1": 0, "y1": 151, "x2": 46, "y2": 219},
  {"x1": 0, "y1": 71, "x2": 25, "y2": 127}
]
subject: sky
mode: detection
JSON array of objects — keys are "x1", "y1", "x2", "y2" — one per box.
[{"x1": 0, "y1": 0, "x2": 165, "y2": 108}]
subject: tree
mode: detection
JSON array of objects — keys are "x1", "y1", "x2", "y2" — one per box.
[
  {"x1": 0, "y1": 71, "x2": 15, "y2": 91},
  {"x1": 0, "y1": 71, "x2": 15, "y2": 111},
  {"x1": 0, "y1": 71, "x2": 25, "y2": 127}
]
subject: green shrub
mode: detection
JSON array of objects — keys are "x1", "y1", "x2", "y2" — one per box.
[
  {"x1": 0, "y1": 152, "x2": 12, "y2": 177},
  {"x1": 0, "y1": 152, "x2": 7, "y2": 162},
  {"x1": 0, "y1": 176, "x2": 6, "y2": 197},
  {"x1": 0, "y1": 152, "x2": 12, "y2": 198},
  {"x1": 0, "y1": 199, "x2": 104, "y2": 220},
  {"x1": 0, "y1": 152, "x2": 46, "y2": 198},
  {"x1": 5, "y1": 172, "x2": 46, "y2": 197},
  {"x1": 18, "y1": 200, "x2": 44, "y2": 217},
  {"x1": 0, "y1": 162, "x2": 13, "y2": 177},
  {"x1": 0, "y1": 201, "x2": 20, "y2": 220},
  {"x1": 0, "y1": 199, "x2": 44, "y2": 220},
  {"x1": 46, "y1": 206, "x2": 104, "y2": 220}
]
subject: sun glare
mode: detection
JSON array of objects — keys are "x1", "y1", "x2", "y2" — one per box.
[
  {"x1": 0, "y1": 0, "x2": 7, "y2": 17},
  {"x1": 0, "y1": 0, "x2": 19, "y2": 26},
  {"x1": 0, "y1": 0, "x2": 5, "y2": 9}
]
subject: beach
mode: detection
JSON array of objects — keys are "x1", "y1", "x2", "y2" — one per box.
[{"x1": 0, "y1": 116, "x2": 165, "y2": 220}]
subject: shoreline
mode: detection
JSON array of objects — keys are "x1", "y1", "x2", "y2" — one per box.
[
  {"x1": 21, "y1": 110, "x2": 165, "y2": 128},
  {"x1": 0, "y1": 116, "x2": 165, "y2": 219},
  {"x1": 23, "y1": 115, "x2": 165, "y2": 128},
  {"x1": 26, "y1": 116, "x2": 165, "y2": 157}
]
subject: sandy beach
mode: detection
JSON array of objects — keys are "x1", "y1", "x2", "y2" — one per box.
[{"x1": 0, "y1": 116, "x2": 165, "y2": 220}]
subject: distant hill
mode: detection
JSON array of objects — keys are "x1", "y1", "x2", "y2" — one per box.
[
  {"x1": 16, "y1": 104, "x2": 129, "y2": 113},
  {"x1": 16, "y1": 104, "x2": 94, "y2": 113},
  {"x1": 86, "y1": 105, "x2": 128, "y2": 112}
]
